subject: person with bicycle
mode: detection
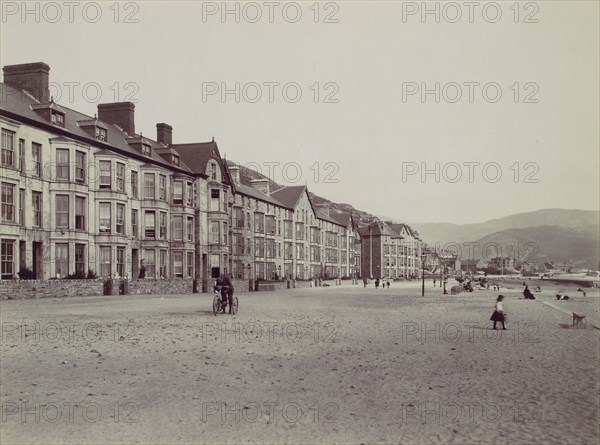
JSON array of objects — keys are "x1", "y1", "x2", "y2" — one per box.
[{"x1": 214, "y1": 274, "x2": 235, "y2": 314}]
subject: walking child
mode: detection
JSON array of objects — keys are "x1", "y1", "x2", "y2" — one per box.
[{"x1": 490, "y1": 295, "x2": 507, "y2": 330}]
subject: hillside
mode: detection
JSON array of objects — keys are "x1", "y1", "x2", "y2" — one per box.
[
  {"x1": 470, "y1": 225, "x2": 599, "y2": 269},
  {"x1": 410, "y1": 209, "x2": 600, "y2": 245}
]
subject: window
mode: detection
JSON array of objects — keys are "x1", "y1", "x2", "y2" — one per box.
[
  {"x1": 144, "y1": 173, "x2": 155, "y2": 199},
  {"x1": 159, "y1": 250, "x2": 167, "y2": 278},
  {"x1": 173, "y1": 180, "x2": 183, "y2": 204},
  {"x1": 18, "y1": 139, "x2": 24, "y2": 173},
  {"x1": 296, "y1": 223, "x2": 304, "y2": 240},
  {"x1": 222, "y1": 222, "x2": 228, "y2": 245},
  {"x1": 143, "y1": 249, "x2": 155, "y2": 278},
  {"x1": 173, "y1": 251, "x2": 183, "y2": 278},
  {"x1": 209, "y1": 221, "x2": 220, "y2": 244},
  {"x1": 76, "y1": 151, "x2": 86, "y2": 183},
  {"x1": 296, "y1": 244, "x2": 304, "y2": 260},
  {"x1": 116, "y1": 204, "x2": 125, "y2": 234},
  {"x1": 173, "y1": 155, "x2": 179, "y2": 166},
  {"x1": 56, "y1": 149, "x2": 69, "y2": 181},
  {"x1": 210, "y1": 163, "x2": 217, "y2": 180},
  {"x1": 144, "y1": 211, "x2": 155, "y2": 238},
  {"x1": 99, "y1": 246, "x2": 111, "y2": 277},
  {"x1": 55, "y1": 243, "x2": 69, "y2": 278},
  {"x1": 1, "y1": 239, "x2": 14, "y2": 279},
  {"x1": 32, "y1": 192, "x2": 42, "y2": 227},
  {"x1": 266, "y1": 215, "x2": 276, "y2": 234},
  {"x1": 141, "y1": 144, "x2": 151, "y2": 156},
  {"x1": 55, "y1": 195, "x2": 69, "y2": 229},
  {"x1": 131, "y1": 171, "x2": 138, "y2": 198},
  {"x1": 99, "y1": 160, "x2": 111, "y2": 189},
  {"x1": 1, "y1": 129, "x2": 15, "y2": 167},
  {"x1": 266, "y1": 239, "x2": 276, "y2": 258},
  {"x1": 19, "y1": 189, "x2": 24, "y2": 226},
  {"x1": 233, "y1": 234, "x2": 244, "y2": 255},
  {"x1": 186, "y1": 183, "x2": 193, "y2": 206},
  {"x1": 51, "y1": 112, "x2": 64, "y2": 127},
  {"x1": 159, "y1": 175, "x2": 166, "y2": 200},
  {"x1": 159, "y1": 212, "x2": 167, "y2": 239},
  {"x1": 284, "y1": 220, "x2": 293, "y2": 238},
  {"x1": 254, "y1": 238, "x2": 265, "y2": 258},
  {"x1": 75, "y1": 244, "x2": 85, "y2": 274},
  {"x1": 173, "y1": 216, "x2": 183, "y2": 240},
  {"x1": 99, "y1": 202, "x2": 111, "y2": 233},
  {"x1": 233, "y1": 207, "x2": 244, "y2": 229},
  {"x1": 116, "y1": 247, "x2": 125, "y2": 278},
  {"x1": 116, "y1": 163, "x2": 125, "y2": 192},
  {"x1": 75, "y1": 196, "x2": 86, "y2": 230},
  {"x1": 223, "y1": 191, "x2": 228, "y2": 211},
  {"x1": 254, "y1": 213, "x2": 264, "y2": 233},
  {"x1": 187, "y1": 252, "x2": 194, "y2": 278},
  {"x1": 187, "y1": 217, "x2": 194, "y2": 242},
  {"x1": 32, "y1": 143, "x2": 41, "y2": 177},
  {"x1": 131, "y1": 210, "x2": 138, "y2": 238},
  {"x1": 210, "y1": 189, "x2": 219, "y2": 211},
  {"x1": 95, "y1": 127, "x2": 107, "y2": 141}
]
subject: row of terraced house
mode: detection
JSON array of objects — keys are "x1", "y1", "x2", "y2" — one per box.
[{"x1": 0, "y1": 62, "x2": 422, "y2": 288}]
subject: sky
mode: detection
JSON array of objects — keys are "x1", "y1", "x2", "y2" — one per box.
[{"x1": 1, "y1": 0, "x2": 598, "y2": 224}]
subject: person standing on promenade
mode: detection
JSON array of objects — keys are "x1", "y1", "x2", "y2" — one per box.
[{"x1": 490, "y1": 295, "x2": 507, "y2": 330}]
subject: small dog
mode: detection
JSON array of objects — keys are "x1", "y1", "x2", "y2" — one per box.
[{"x1": 572, "y1": 312, "x2": 586, "y2": 328}]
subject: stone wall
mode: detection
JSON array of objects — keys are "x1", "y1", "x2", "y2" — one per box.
[
  {"x1": 0, "y1": 276, "x2": 359, "y2": 300},
  {"x1": 128, "y1": 279, "x2": 194, "y2": 295},
  {"x1": 0, "y1": 279, "x2": 104, "y2": 300}
]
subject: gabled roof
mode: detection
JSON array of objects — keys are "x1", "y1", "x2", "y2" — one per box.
[
  {"x1": 234, "y1": 182, "x2": 291, "y2": 209},
  {"x1": 171, "y1": 141, "x2": 221, "y2": 175},
  {"x1": 0, "y1": 83, "x2": 194, "y2": 174},
  {"x1": 270, "y1": 185, "x2": 307, "y2": 209}
]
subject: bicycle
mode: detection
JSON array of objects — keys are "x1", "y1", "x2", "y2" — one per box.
[{"x1": 212, "y1": 285, "x2": 238, "y2": 316}]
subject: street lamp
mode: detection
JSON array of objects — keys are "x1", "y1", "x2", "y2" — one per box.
[{"x1": 421, "y1": 248, "x2": 428, "y2": 297}]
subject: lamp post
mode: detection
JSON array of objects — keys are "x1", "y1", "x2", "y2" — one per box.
[
  {"x1": 421, "y1": 249, "x2": 427, "y2": 297},
  {"x1": 369, "y1": 225, "x2": 373, "y2": 279}
]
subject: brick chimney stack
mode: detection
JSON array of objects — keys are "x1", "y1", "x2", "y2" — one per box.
[
  {"x1": 156, "y1": 123, "x2": 172, "y2": 146},
  {"x1": 97, "y1": 102, "x2": 135, "y2": 136},
  {"x1": 3, "y1": 62, "x2": 50, "y2": 103}
]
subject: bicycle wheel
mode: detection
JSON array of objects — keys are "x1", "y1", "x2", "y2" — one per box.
[
  {"x1": 230, "y1": 296, "x2": 238, "y2": 315},
  {"x1": 213, "y1": 295, "x2": 221, "y2": 316}
]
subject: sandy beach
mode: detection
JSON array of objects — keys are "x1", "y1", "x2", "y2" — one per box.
[{"x1": 1, "y1": 281, "x2": 598, "y2": 444}]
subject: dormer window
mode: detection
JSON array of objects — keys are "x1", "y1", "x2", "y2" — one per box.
[
  {"x1": 172, "y1": 155, "x2": 180, "y2": 166},
  {"x1": 95, "y1": 127, "x2": 107, "y2": 141},
  {"x1": 210, "y1": 163, "x2": 217, "y2": 180},
  {"x1": 142, "y1": 144, "x2": 151, "y2": 156},
  {"x1": 51, "y1": 111, "x2": 65, "y2": 127}
]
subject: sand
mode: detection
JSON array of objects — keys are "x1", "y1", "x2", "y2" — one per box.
[{"x1": 1, "y1": 281, "x2": 598, "y2": 444}]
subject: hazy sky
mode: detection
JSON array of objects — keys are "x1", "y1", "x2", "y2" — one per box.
[{"x1": 2, "y1": 1, "x2": 598, "y2": 224}]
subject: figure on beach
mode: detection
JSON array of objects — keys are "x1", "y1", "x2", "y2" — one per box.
[
  {"x1": 490, "y1": 295, "x2": 507, "y2": 330},
  {"x1": 523, "y1": 285, "x2": 535, "y2": 299}
]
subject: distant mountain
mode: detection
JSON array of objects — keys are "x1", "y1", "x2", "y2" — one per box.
[
  {"x1": 470, "y1": 225, "x2": 599, "y2": 269},
  {"x1": 411, "y1": 209, "x2": 600, "y2": 245}
]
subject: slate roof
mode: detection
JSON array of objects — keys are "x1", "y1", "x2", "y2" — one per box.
[
  {"x1": 0, "y1": 83, "x2": 195, "y2": 174},
  {"x1": 270, "y1": 186, "x2": 307, "y2": 209},
  {"x1": 233, "y1": 182, "x2": 291, "y2": 209}
]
